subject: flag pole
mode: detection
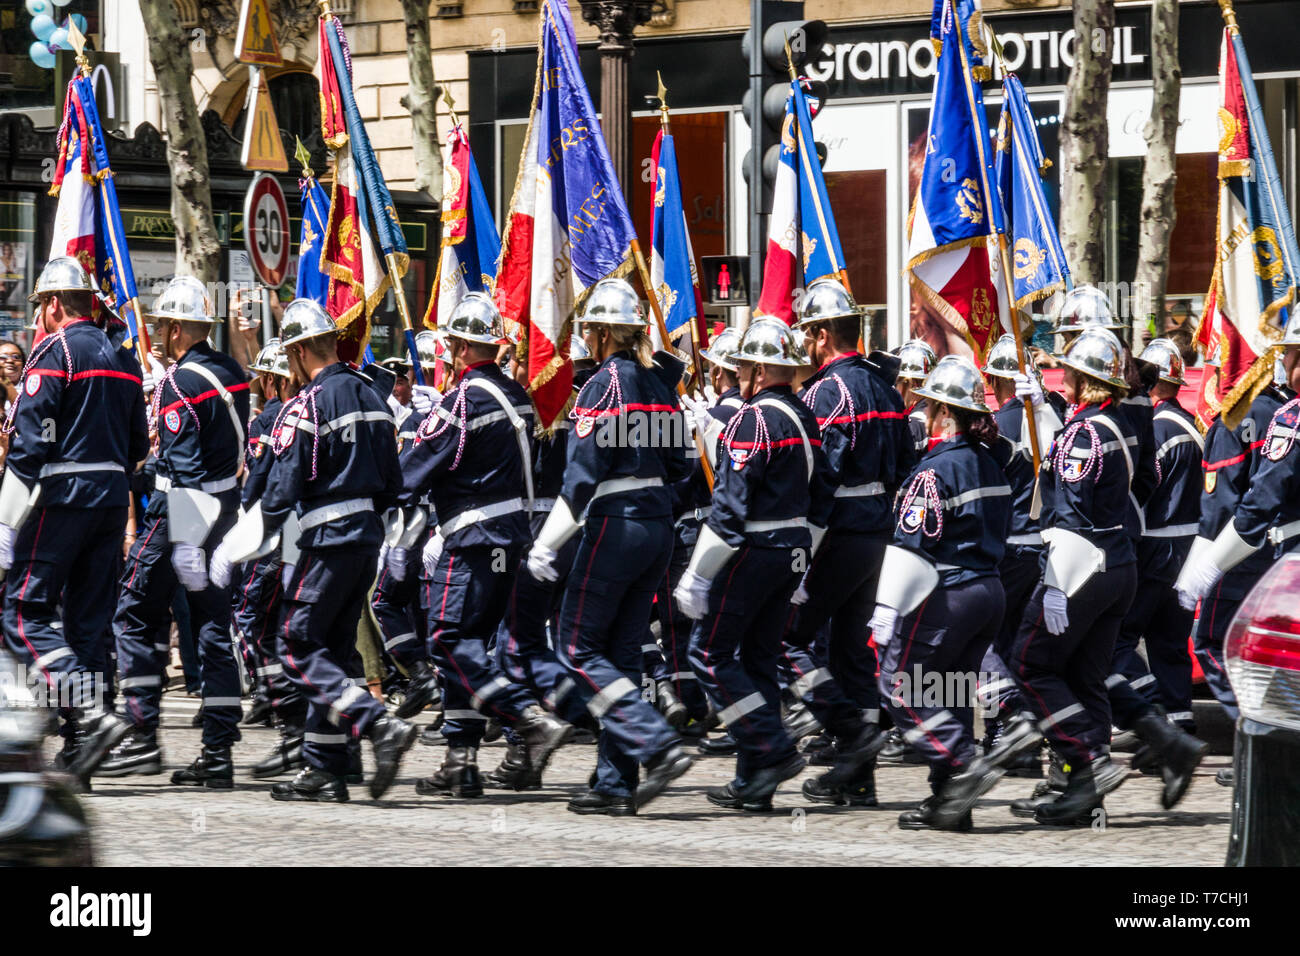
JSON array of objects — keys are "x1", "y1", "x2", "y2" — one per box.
[
  {"x1": 632, "y1": 236, "x2": 714, "y2": 490},
  {"x1": 1219, "y1": 0, "x2": 1239, "y2": 34},
  {"x1": 952, "y1": 1, "x2": 1040, "y2": 475},
  {"x1": 69, "y1": 23, "x2": 152, "y2": 371},
  {"x1": 656, "y1": 73, "x2": 706, "y2": 399}
]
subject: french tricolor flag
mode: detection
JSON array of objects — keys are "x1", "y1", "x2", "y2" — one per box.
[{"x1": 49, "y1": 127, "x2": 95, "y2": 275}]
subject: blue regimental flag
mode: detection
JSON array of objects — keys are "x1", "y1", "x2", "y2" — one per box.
[
  {"x1": 993, "y1": 74, "x2": 1070, "y2": 312},
  {"x1": 649, "y1": 130, "x2": 702, "y2": 343},
  {"x1": 296, "y1": 173, "x2": 330, "y2": 306}
]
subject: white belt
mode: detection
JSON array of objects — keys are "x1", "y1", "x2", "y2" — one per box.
[
  {"x1": 1268, "y1": 520, "x2": 1300, "y2": 546},
  {"x1": 591, "y1": 476, "x2": 664, "y2": 500},
  {"x1": 1145, "y1": 523, "x2": 1199, "y2": 539},
  {"x1": 440, "y1": 498, "x2": 526, "y2": 536},
  {"x1": 834, "y1": 481, "x2": 885, "y2": 498},
  {"x1": 38, "y1": 460, "x2": 124, "y2": 478},
  {"x1": 1007, "y1": 532, "x2": 1042, "y2": 546},
  {"x1": 744, "y1": 517, "x2": 808, "y2": 533},
  {"x1": 532, "y1": 497, "x2": 557, "y2": 514},
  {"x1": 154, "y1": 474, "x2": 238, "y2": 494},
  {"x1": 299, "y1": 497, "x2": 373, "y2": 531}
]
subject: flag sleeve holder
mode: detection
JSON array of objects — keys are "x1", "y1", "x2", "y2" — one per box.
[{"x1": 632, "y1": 237, "x2": 714, "y2": 492}]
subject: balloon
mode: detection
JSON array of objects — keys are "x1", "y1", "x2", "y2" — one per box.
[
  {"x1": 50, "y1": 0, "x2": 72, "y2": 7},
  {"x1": 68, "y1": 13, "x2": 86, "y2": 32},
  {"x1": 48, "y1": 26, "x2": 68, "y2": 49},
  {"x1": 30, "y1": 13, "x2": 55, "y2": 39},
  {"x1": 24, "y1": 0, "x2": 52, "y2": 17},
  {"x1": 29, "y1": 41, "x2": 55, "y2": 69}
]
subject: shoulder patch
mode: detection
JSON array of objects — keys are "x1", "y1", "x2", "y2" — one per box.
[
  {"x1": 899, "y1": 501, "x2": 925, "y2": 533},
  {"x1": 163, "y1": 408, "x2": 182, "y2": 433},
  {"x1": 23, "y1": 375, "x2": 40, "y2": 397},
  {"x1": 729, "y1": 447, "x2": 751, "y2": 471},
  {"x1": 575, "y1": 415, "x2": 594, "y2": 439},
  {"x1": 1204, "y1": 470, "x2": 1217, "y2": 494},
  {"x1": 1059, "y1": 458, "x2": 1083, "y2": 481},
  {"x1": 1266, "y1": 435, "x2": 1292, "y2": 462}
]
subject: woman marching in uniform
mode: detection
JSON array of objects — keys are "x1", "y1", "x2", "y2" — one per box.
[
  {"x1": 526, "y1": 278, "x2": 695, "y2": 816},
  {"x1": 869, "y1": 356, "x2": 1012, "y2": 830}
]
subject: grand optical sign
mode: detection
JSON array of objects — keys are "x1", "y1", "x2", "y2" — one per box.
[{"x1": 806, "y1": 7, "x2": 1155, "y2": 98}]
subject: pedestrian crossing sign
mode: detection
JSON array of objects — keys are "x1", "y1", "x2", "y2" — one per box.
[{"x1": 235, "y1": 0, "x2": 284, "y2": 67}]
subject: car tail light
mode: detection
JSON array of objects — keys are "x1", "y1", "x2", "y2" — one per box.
[{"x1": 1225, "y1": 554, "x2": 1300, "y2": 732}]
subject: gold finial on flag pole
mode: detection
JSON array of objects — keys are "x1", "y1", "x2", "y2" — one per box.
[
  {"x1": 68, "y1": 19, "x2": 91, "y2": 76},
  {"x1": 1218, "y1": 0, "x2": 1240, "y2": 34},
  {"x1": 294, "y1": 136, "x2": 314, "y2": 178},
  {"x1": 442, "y1": 86, "x2": 462, "y2": 131},
  {"x1": 656, "y1": 71, "x2": 670, "y2": 133}
]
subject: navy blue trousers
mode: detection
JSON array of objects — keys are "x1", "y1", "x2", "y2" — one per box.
[
  {"x1": 557, "y1": 515, "x2": 678, "y2": 798},
  {"x1": 115, "y1": 509, "x2": 243, "y2": 747},
  {"x1": 655, "y1": 518, "x2": 711, "y2": 721},
  {"x1": 233, "y1": 554, "x2": 303, "y2": 727},
  {"x1": 373, "y1": 543, "x2": 429, "y2": 675},
  {"x1": 689, "y1": 545, "x2": 801, "y2": 783},
  {"x1": 1192, "y1": 578, "x2": 1245, "y2": 720},
  {"x1": 1113, "y1": 568, "x2": 1194, "y2": 728}
]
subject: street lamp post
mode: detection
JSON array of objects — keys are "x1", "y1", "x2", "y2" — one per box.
[{"x1": 577, "y1": 0, "x2": 657, "y2": 200}]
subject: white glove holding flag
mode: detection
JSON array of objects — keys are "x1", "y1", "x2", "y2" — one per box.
[
  {"x1": 679, "y1": 392, "x2": 713, "y2": 437},
  {"x1": 868, "y1": 604, "x2": 900, "y2": 649},
  {"x1": 208, "y1": 540, "x2": 233, "y2": 590},
  {"x1": 527, "y1": 542, "x2": 559, "y2": 583},
  {"x1": 388, "y1": 545, "x2": 410, "y2": 582},
  {"x1": 674, "y1": 569, "x2": 711, "y2": 621},
  {"x1": 1177, "y1": 558, "x2": 1223, "y2": 612},
  {"x1": 0, "y1": 523, "x2": 15, "y2": 572},
  {"x1": 172, "y1": 543, "x2": 209, "y2": 592},
  {"x1": 1012, "y1": 371, "x2": 1044, "y2": 409},
  {"x1": 411, "y1": 385, "x2": 439, "y2": 416},
  {"x1": 1042, "y1": 586, "x2": 1070, "y2": 635},
  {"x1": 141, "y1": 356, "x2": 166, "y2": 397},
  {"x1": 790, "y1": 575, "x2": 810, "y2": 606},
  {"x1": 422, "y1": 532, "x2": 445, "y2": 578}
]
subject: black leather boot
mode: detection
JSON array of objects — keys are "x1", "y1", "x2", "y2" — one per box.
[
  {"x1": 707, "y1": 782, "x2": 774, "y2": 812},
  {"x1": 483, "y1": 718, "x2": 503, "y2": 743},
  {"x1": 698, "y1": 731, "x2": 738, "y2": 755},
  {"x1": 517, "y1": 705, "x2": 572, "y2": 779},
  {"x1": 568, "y1": 789, "x2": 636, "y2": 816},
  {"x1": 419, "y1": 720, "x2": 443, "y2": 746},
  {"x1": 819, "y1": 724, "x2": 886, "y2": 786},
  {"x1": 171, "y1": 746, "x2": 234, "y2": 789},
  {"x1": 782, "y1": 701, "x2": 822, "y2": 742},
  {"x1": 394, "y1": 661, "x2": 442, "y2": 720},
  {"x1": 241, "y1": 681, "x2": 275, "y2": 726},
  {"x1": 656, "y1": 681, "x2": 687, "y2": 730},
  {"x1": 484, "y1": 740, "x2": 540, "y2": 791},
  {"x1": 270, "y1": 767, "x2": 350, "y2": 803},
  {"x1": 636, "y1": 742, "x2": 694, "y2": 809},
  {"x1": 346, "y1": 740, "x2": 364, "y2": 785},
  {"x1": 251, "y1": 732, "x2": 304, "y2": 779},
  {"x1": 801, "y1": 763, "x2": 877, "y2": 807},
  {"x1": 1132, "y1": 710, "x2": 1209, "y2": 809},
  {"x1": 737, "y1": 753, "x2": 806, "y2": 803},
  {"x1": 1216, "y1": 767, "x2": 1234, "y2": 787},
  {"x1": 899, "y1": 795, "x2": 972, "y2": 832},
  {"x1": 69, "y1": 711, "x2": 130, "y2": 781},
  {"x1": 96, "y1": 729, "x2": 162, "y2": 777},
  {"x1": 366, "y1": 714, "x2": 417, "y2": 799},
  {"x1": 416, "y1": 746, "x2": 483, "y2": 797},
  {"x1": 1033, "y1": 755, "x2": 1127, "y2": 826},
  {"x1": 1010, "y1": 749, "x2": 1069, "y2": 817}
]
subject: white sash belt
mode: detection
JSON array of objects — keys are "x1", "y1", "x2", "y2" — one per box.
[{"x1": 299, "y1": 497, "x2": 373, "y2": 531}]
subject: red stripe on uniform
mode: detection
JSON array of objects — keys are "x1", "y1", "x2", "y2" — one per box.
[
  {"x1": 72, "y1": 368, "x2": 143, "y2": 384},
  {"x1": 162, "y1": 381, "x2": 250, "y2": 415},
  {"x1": 817, "y1": 409, "x2": 905, "y2": 426}
]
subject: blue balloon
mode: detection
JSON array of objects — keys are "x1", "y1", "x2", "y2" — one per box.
[
  {"x1": 50, "y1": 0, "x2": 72, "y2": 7},
  {"x1": 24, "y1": 0, "x2": 52, "y2": 17},
  {"x1": 69, "y1": 13, "x2": 86, "y2": 32},
  {"x1": 48, "y1": 26, "x2": 68, "y2": 49},
  {"x1": 29, "y1": 40, "x2": 55, "y2": 69},
  {"x1": 30, "y1": 13, "x2": 55, "y2": 40}
]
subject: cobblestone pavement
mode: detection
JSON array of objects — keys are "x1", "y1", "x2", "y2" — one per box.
[{"x1": 81, "y1": 696, "x2": 1233, "y2": 867}]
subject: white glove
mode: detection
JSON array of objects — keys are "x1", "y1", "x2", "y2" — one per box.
[
  {"x1": 0, "y1": 523, "x2": 15, "y2": 571},
  {"x1": 673, "y1": 568, "x2": 712, "y2": 621},
  {"x1": 171, "y1": 543, "x2": 209, "y2": 592},
  {"x1": 1177, "y1": 557, "x2": 1223, "y2": 612},
  {"x1": 388, "y1": 545, "x2": 410, "y2": 582},
  {"x1": 1012, "y1": 370, "x2": 1045, "y2": 409},
  {"x1": 869, "y1": 604, "x2": 900, "y2": 649},
  {"x1": 527, "y1": 541, "x2": 559, "y2": 583},
  {"x1": 377, "y1": 543, "x2": 389, "y2": 578},
  {"x1": 1042, "y1": 586, "x2": 1070, "y2": 635},
  {"x1": 141, "y1": 356, "x2": 166, "y2": 397},
  {"x1": 411, "y1": 384, "x2": 439, "y2": 416},
  {"x1": 680, "y1": 392, "x2": 713, "y2": 437},
  {"x1": 209, "y1": 540, "x2": 233, "y2": 590},
  {"x1": 422, "y1": 532, "x2": 445, "y2": 578},
  {"x1": 790, "y1": 577, "x2": 810, "y2": 606}
]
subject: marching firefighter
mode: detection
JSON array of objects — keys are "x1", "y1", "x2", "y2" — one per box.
[
  {"x1": 107, "y1": 276, "x2": 250, "y2": 788},
  {"x1": 675, "y1": 318, "x2": 833, "y2": 811},
  {"x1": 210, "y1": 298, "x2": 416, "y2": 802},
  {"x1": 783, "y1": 277, "x2": 916, "y2": 808},
  {"x1": 872, "y1": 356, "x2": 1012, "y2": 830},
  {"x1": 0, "y1": 257, "x2": 149, "y2": 781},
  {"x1": 896, "y1": 338, "x2": 938, "y2": 457},
  {"x1": 399, "y1": 292, "x2": 571, "y2": 799},
  {"x1": 526, "y1": 277, "x2": 695, "y2": 816}
]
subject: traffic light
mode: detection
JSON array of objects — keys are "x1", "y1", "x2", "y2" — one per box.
[{"x1": 741, "y1": 0, "x2": 827, "y2": 297}]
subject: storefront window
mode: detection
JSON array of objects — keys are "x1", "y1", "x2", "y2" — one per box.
[{"x1": 0, "y1": 190, "x2": 36, "y2": 349}]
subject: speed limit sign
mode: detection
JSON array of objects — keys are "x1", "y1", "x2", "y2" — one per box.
[{"x1": 243, "y1": 172, "x2": 290, "y2": 287}]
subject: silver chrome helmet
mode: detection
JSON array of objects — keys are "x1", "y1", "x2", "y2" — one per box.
[
  {"x1": 1139, "y1": 338, "x2": 1187, "y2": 386},
  {"x1": 415, "y1": 330, "x2": 444, "y2": 368},
  {"x1": 29, "y1": 256, "x2": 95, "y2": 303},
  {"x1": 444, "y1": 291, "x2": 507, "y2": 345},
  {"x1": 581, "y1": 277, "x2": 645, "y2": 327},
  {"x1": 1053, "y1": 284, "x2": 1122, "y2": 334},
  {"x1": 794, "y1": 277, "x2": 861, "y2": 330},
  {"x1": 733, "y1": 317, "x2": 810, "y2": 367},
  {"x1": 249, "y1": 337, "x2": 291, "y2": 379},
  {"x1": 914, "y1": 355, "x2": 991, "y2": 414},
  {"x1": 897, "y1": 339, "x2": 938, "y2": 382},
  {"x1": 982, "y1": 333, "x2": 1035, "y2": 380},
  {"x1": 150, "y1": 275, "x2": 216, "y2": 325},
  {"x1": 570, "y1": 333, "x2": 592, "y2": 363},
  {"x1": 280, "y1": 298, "x2": 337, "y2": 346},
  {"x1": 1281, "y1": 308, "x2": 1300, "y2": 348},
  {"x1": 700, "y1": 326, "x2": 743, "y2": 372},
  {"x1": 1058, "y1": 327, "x2": 1128, "y2": 390}
]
